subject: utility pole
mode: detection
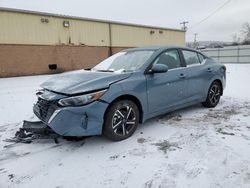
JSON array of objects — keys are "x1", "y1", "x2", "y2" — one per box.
[
  {"x1": 180, "y1": 21, "x2": 189, "y2": 31},
  {"x1": 194, "y1": 33, "x2": 198, "y2": 43},
  {"x1": 194, "y1": 33, "x2": 198, "y2": 48}
]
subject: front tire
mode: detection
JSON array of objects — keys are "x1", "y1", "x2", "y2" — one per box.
[
  {"x1": 103, "y1": 100, "x2": 139, "y2": 141},
  {"x1": 202, "y1": 81, "x2": 222, "y2": 108}
]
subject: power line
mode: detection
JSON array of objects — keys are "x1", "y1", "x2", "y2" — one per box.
[{"x1": 190, "y1": 0, "x2": 231, "y2": 29}]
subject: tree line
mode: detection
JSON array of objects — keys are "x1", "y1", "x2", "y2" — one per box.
[{"x1": 232, "y1": 22, "x2": 250, "y2": 45}]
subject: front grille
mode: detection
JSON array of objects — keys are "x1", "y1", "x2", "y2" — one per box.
[{"x1": 33, "y1": 98, "x2": 57, "y2": 123}]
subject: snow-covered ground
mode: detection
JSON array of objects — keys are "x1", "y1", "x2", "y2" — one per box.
[{"x1": 0, "y1": 64, "x2": 250, "y2": 188}]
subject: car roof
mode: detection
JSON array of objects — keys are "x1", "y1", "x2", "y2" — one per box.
[{"x1": 123, "y1": 46, "x2": 199, "y2": 52}]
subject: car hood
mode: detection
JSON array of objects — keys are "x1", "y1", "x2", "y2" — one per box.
[{"x1": 41, "y1": 70, "x2": 132, "y2": 95}]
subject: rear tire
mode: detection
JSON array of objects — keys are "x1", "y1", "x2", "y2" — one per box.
[
  {"x1": 103, "y1": 100, "x2": 139, "y2": 141},
  {"x1": 202, "y1": 81, "x2": 222, "y2": 108}
]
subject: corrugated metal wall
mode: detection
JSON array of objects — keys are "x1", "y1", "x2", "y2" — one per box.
[
  {"x1": 0, "y1": 10, "x2": 185, "y2": 47},
  {"x1": 201, "y1": 45, "x2": 250, "y2": 64},
  {"x1": 0, "y1": 11, "x2": 110, "y2": 46},
  {"x1": 111, "y1": 24, "x2": 185, "y2": 47}
]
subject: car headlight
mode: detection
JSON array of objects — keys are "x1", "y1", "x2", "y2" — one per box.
[{"x1": 58, "y1": 89, "x2": 107, "y2": 107}]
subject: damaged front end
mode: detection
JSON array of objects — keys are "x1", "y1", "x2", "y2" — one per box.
[
  {"x1": 4, "y1": 120, "x2": 59, "y2": 144},
  {"x1": 4, "y1": 90, "x2": 65, "y2": 143},
  {"x1": 5, "y1": 88, "x2": 109, "y2": 144}
]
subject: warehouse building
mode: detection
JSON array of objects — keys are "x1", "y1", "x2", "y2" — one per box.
[{"x1": 0, "y1": 8, "x2": 186, "y2": 77}]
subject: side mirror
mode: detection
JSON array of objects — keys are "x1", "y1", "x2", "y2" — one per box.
[{"x1": 149, "y1": 64, "x2": 168, "y2": 73}]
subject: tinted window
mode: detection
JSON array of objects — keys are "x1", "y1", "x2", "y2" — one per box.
[
  {"x1": 182, "y1": 50, "x2": 200, "y2": 66},
  {"x1": 154, "y1": 49, "x2": 181, "y2": 70}
]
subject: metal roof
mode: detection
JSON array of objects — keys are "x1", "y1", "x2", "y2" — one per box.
[{"x1": 0, "y1": 7, "x2": 185, "y2": 32}]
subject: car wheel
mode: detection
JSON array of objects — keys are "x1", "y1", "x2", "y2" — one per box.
[
  {"x1": 103, "y1": 100, "x2": 139, "y2": 141},
  {"x1": 202, "y1": 81, "x2": 222, "y2": 108}
]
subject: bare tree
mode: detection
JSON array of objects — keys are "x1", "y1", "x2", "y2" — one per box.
[
  {"x1": 232, "y1": 34, "x2": 241, "y2": 45},
  {"x1": 241, "y1": 22, "x2": 250, "y2": 43}
]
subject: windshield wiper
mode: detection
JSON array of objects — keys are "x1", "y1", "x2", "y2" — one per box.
[
  {"x1": 84, "y1": 68, "x2": 92, "y2": 71},
  {"x1": 95, "y1": 69, "x2": 114, "y2": 72},
  {"x1": 122, "y1": 70, "x2": 134, "y2": 72}
]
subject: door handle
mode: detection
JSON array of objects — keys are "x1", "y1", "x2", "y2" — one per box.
[
  {"x1": 207, "y1": 68, "x2": 213, "y2": 72},
  {"x1": 179, "y1": 73, "x2": 186, "y2": 79}
]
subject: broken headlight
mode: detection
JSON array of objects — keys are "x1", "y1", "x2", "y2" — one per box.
[{"x1": 58, "y1": 89, "x2": 107, "y2": 107}]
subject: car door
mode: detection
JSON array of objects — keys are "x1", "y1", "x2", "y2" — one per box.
[
  {"x1": 181, "y1": 50, "x2": 211, "y2": 101},
  {"x1": 146, "y1": 49, "x2": 188, "y2": 114}
]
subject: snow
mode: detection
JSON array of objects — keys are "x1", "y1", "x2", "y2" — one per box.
[{"x1": 0, "y1": 64, "x2": 250, "y2": 188}]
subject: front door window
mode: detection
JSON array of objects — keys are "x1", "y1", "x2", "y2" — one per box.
[{"x1": 153, "y1": 49, "x2": 181, "y2": 70}]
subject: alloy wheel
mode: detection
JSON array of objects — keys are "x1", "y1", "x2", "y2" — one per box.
[
  {"x1": 112, "y1": 105, "x2": 136, "y2": 136},
  {"x1": 209, "y1": 84, "x2": 221, "y2": 105}
]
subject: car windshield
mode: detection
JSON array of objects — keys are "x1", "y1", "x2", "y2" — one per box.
[{"x1": 92, "y1": 50, "x2": 154, "y2": 72}]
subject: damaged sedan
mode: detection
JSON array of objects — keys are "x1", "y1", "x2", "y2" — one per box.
[{"x1": 22, "y1": 46, "x2": 226, "y2": 141}]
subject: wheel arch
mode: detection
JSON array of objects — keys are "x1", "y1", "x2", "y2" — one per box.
[{"x1": 104, "y1": 94, "x2": 144, "y2": 123}]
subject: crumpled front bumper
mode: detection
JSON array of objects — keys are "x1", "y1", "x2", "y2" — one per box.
[{"x1": 34, "y1": 101, "x2": 109, "y2": 137}]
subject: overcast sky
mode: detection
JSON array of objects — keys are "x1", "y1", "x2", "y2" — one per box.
[{"x1": 1, "y1": 0, "x2": 249, "y2": 42}]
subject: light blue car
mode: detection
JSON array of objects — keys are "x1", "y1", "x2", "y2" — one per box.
[{"x1": 34, "y1": 46, "x2": 226, "y2": 141}]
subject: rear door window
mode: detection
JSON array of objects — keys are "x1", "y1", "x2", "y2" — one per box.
[{"x1": 182, "y1": 50, "x2": 200, "y2": 66}]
